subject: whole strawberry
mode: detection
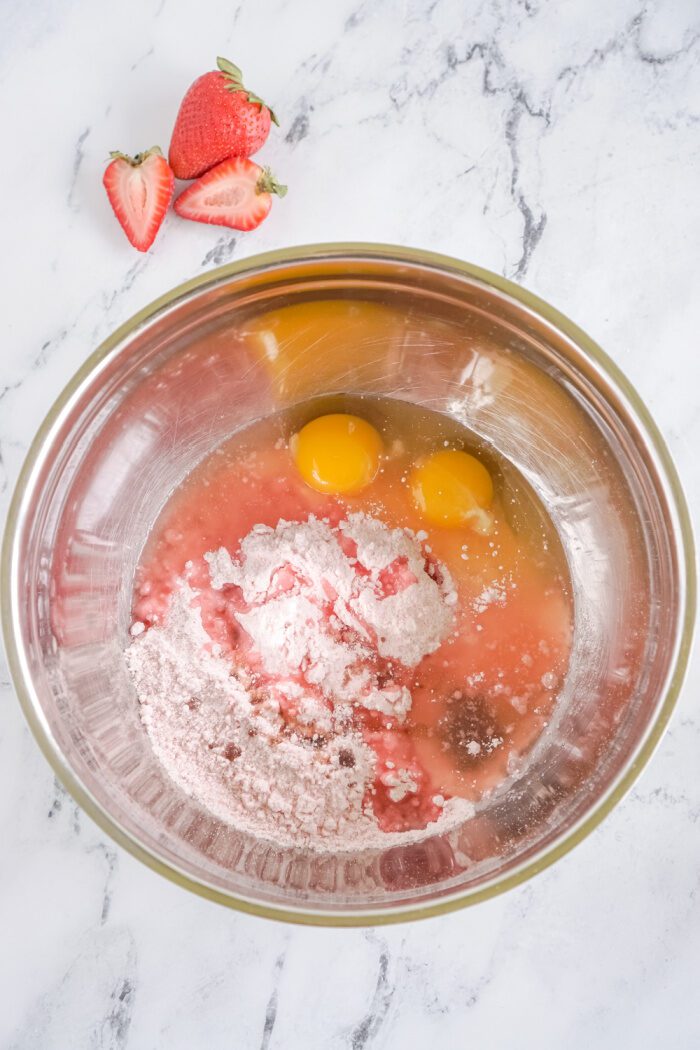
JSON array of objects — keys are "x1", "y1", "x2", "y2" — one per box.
[{"x1": 169, "y1": 57, "x2": 278, "y2": 180}]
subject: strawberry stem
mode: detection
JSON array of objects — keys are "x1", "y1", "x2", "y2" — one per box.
[
  {"x1": 256, "y1": 167, "x2": 287, "y2": 198},
  {"x1": 216, "y1": 56, "x2": 279, "y2": 126},
  {"x1": 216, "y1": 56, "x2": 243, "y2": 81},
  {"x1": 108, "y1": 146, "x2": 163, "y2": 167}
]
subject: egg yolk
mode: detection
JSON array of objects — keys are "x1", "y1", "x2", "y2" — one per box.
[
  {"x1": 410, "y1": 449, "x2": 494, "y2": 530},
  {"x1": 291, "y1": 414, "x2": 383, "y2": 494}
]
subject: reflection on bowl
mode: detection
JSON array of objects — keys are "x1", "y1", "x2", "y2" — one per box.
[{"x1": 2, "y1": 245, "x2": 694, "y2": 925}]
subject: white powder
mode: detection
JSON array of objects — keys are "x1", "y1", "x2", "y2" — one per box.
[
  {"x1": 382, "y1": 768, "x2": 420, "y2": 803},
  {"x1": 205, "y1": 513, "x2": 456, "y2": 723},
  {"x1": 472, "y1": 582, "x2": 506, "y2": 614},
  {"x1": 126, "y1": 513, "x2": 473, "y2": 850}
]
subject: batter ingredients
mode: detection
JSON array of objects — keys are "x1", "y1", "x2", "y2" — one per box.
[
  {"x1": 205, "y1": 513, "x2": 456, "y2": 672},
  {"x1": 127, "y1": 513, "x2": 471, "y2": 849},
  {"x1": 127, "y1": 395, "x2": 572, "y2": 852}
]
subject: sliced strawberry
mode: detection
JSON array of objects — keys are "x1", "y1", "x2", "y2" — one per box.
[
  {"x1": 103, "y1": 147, "x2": 174, "y2": 252},
  {"x1": 174, "y1": 157, "x2": 286, "y2": 232}
]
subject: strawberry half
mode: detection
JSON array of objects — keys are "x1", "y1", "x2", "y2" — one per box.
[
  {"x1": 103, "y1": 147, "x2": 174, "y2": 252},
  {"x1": 169, "y1": 57, "x2": 278, "y2": 180},
  {"x1": 174, "y1": 157, "x2": 286, "y2": 232}
]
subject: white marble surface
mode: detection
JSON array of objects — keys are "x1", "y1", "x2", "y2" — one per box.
[{"x1": 1, "y1": 0, "x2": 699, "y2": 1046}]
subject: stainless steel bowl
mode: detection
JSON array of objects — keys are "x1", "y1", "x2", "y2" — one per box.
[{"x1": 2, "y1": 244, "x2": 695, "y2": 925}]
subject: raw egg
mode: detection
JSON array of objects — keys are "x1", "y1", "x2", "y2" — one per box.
[
  {"x1": 291, "y1": 414, "x2": 383, "y2": 494},
  {"x1": 410, "y1": 449, "x2": 494, "y2": 530}
]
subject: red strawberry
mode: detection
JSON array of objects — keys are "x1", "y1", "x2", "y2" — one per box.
[
  {"x1": 174, "y1": 157, "x2": 286, "y2": 232},
  {"x1": 103, "y1": 147, "x2": 174, "y2": 252},
  {"x1": 169, "y1": 57, "x2": 278, "y2": 179}
]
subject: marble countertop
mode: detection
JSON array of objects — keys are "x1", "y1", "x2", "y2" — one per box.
[{"x1": 1, "y1": 0, "x2": 699, "y2": 1046}]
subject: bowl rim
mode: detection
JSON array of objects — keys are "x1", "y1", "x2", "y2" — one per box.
[{"x1": 2, "y1": 242, "x2": 696, "y2": 926}]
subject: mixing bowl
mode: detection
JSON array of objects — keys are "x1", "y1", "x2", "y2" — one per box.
[{"x1": 2, "y1": 244, "x2": 694, "y2": 925}]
